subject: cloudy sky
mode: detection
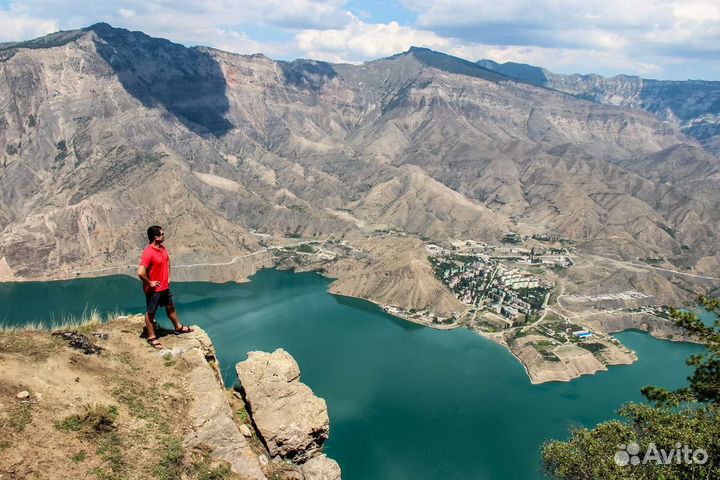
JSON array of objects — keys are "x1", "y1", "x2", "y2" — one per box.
[{"x1": 1, "y1": 0, "x2": 719, "y2": 80}]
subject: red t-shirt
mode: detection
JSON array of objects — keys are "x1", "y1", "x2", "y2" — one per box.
[{"x1": 139, "y1": 244, "x2": 170, "y2": 293}]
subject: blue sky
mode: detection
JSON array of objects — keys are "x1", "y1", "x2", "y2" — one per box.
[{"x1": 1, "y1": 0, "x2": 718, "y2": 80}]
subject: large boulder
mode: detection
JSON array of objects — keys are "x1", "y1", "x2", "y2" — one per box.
[{"x1": 236, "y1": 349, "x2": 330, "y2": 463}]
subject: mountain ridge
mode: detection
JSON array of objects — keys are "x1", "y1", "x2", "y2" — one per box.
[
  {"x1": 477, "y1": 58, "x2": 720, "y2": 154},
  {"x1": 0, "y1": 24, "x2": 718, "y2": 312}
]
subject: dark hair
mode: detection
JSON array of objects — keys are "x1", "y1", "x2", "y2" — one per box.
[{"x1": 147, "y1": 225, "x2": 163, "y2": 243}]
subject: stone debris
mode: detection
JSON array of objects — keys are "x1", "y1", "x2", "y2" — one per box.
[
  {"x1": 239, "y1": 424, "x2": 253, "y2": 437},
  {"x1": 301, "y1": 455, "x2": 342, "y2": 480},
  {"x1": 16, "y1": 391, "x2": 30, "y2": 399},
  {"x1": 52, "y1": 332, "x2": 104, "y2": 355}
]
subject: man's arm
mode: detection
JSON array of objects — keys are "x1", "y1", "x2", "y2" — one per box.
[{"x1": 138, "y1": 265, "x2": 160, "y2": 288}]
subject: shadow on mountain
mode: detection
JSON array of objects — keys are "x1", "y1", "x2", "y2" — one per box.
[
  {"x1": 280, "y1": 59, "x2": 337, "y2": 93},
  {"x1": 90, "y1": 23, "x2": 233, "y2": 137},
  {"x1": 476, "y1": 59, "x2": 549, "y2": 87},
  {"x1": 407, "y1": 47, "x2": 509, "y2": 83}
]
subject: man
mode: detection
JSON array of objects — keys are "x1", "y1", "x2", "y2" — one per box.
[{"x1": 138, "y1": 225, "x2": 193, "y2": 349}]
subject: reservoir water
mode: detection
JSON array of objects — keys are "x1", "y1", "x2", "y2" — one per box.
[{"x1": 0, "y1": 269, "x2": 710, "y2": 479}]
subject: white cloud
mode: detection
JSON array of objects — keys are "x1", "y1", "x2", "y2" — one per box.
[
  {"x1": 117, "y1": 8, "x2": 135, "y2": 18},
  {"x1": 672, "y1": 0, "x2": 720, "y2": 22},
  {"x1": 0, "y1": 0, "x2": 352, "y2": 59},
  {"x1": 291, "y1": 13, "x2": 665, "y2": 78},
  {"x1": 192, "y1": 27, "x2": 293, "y2": 58},
  {"x1": 296, "y1": 15, "x2": 453, "y2": 62},
  {"x1": 268, "y1": 0, "x2": 350, "y2": 29},
  {"x1": 11, "y1": 0, "x2": 351, "y2": 31},
  {"x1": 402, "y1": 0, "x2": 720, "y2": 61},
  {"x1": 0, "y1": 9, "x2": 57, "y2": 42}
]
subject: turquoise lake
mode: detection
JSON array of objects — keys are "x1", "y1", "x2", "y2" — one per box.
[{"x1": 0, "y1": 269, "x2": 712, "y2": 479}]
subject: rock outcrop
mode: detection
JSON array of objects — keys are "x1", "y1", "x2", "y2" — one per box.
[
  {"x1": 0, "y1": 317, "x2": 341, "y2": 480},
  {"x1": 236, "y1": 348, "x2": 340, "y2": 473},
  {"x1": 177, "y1": 329, "x2": 267, "y2": 480}
]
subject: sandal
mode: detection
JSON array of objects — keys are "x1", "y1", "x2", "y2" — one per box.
[
  {"x1": 147, "y1": 337, "x2": 164, "y2": 349},
  {"x1": 174, "y1": 325, "x2": 194, "y2": 335}
]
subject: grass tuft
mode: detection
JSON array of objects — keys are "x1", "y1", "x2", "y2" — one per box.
[
  {"x1": 112, "y1": 378, "x2": 160, "y2": 420},
  {"x1": 196, "y1": 462, "x2": 235, "y2": 480},
  {"x1": 55, "y1": 404, "x2": 118, "y2": 436},
  {"x1": 57, "y1": 404, "x2": 125, "y2": 480},
  {"x1": 5, "y1": 402, "x2": 33, "y2": 432},
  {"x1": 189, "y1": 446, "x2": 240, "y2": 480},
  {"x1": 235, "y1": 407, "x2": 249, "y2": 423},
  {"x1": 162, "y1": 353, "x2": 176, "y2": 367},
  {"x1": 0, "y1": 308, "x2": 125, "y2": 333},
  {"x1": 70, "y1": 450, "x2": 87, "y2": 463},
  {"x1": 155, "y1": 435, "x2": 184, "y2": 480},
  {"x1": 95, "y1": 431, "x2": 126, "y2": 477}
]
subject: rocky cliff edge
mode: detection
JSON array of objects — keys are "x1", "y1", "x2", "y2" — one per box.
[{"x1": 0, "y1": 315, "x2": 341, "y2": 480}]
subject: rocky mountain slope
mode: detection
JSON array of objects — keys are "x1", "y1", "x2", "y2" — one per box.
[
  {"x1": 478, "y1": 59, "x2": 720, "y2": 154},
  {"x1": 0, "y1": 24, "x2": 718, "y2": 311}
]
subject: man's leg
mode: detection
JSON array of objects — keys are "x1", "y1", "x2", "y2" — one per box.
[
  {"x1": 165, "y1": 291, "x2": 192, "y2": 333},
  {"x1": 145, "y1": 292, "x2": 162, "y2": 340},
  {"x1": 145, "y1": 312, "x2": 158, "y2": 338},
  {"x1": 164, "y1": 291, "x2": 183, "y2": 330},
  {"x1": 166, "y1": 304, "x2": 182, "y2": 330}
]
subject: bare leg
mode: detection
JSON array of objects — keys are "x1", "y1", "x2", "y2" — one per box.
[
  {"x1": 145, "y1": 312, "x2": 158, "y2": 339},
  {"x1": 166, "y1": 305, "x2": 183, "y2": 330}
]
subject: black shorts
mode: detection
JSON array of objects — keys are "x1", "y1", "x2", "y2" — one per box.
[{"x1": 146, "y1": 289, "x2": 174, "y2": 315}]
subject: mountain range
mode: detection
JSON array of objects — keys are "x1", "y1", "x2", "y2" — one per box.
[
  {"x1": 478, "y1": 59, "x2": 720, "y2": 154},
  {"x1": 1, "y1": 24, "x2": 718, "y2": 310}
]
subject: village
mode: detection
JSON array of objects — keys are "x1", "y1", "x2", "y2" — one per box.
[
  {"x1": 374, "y1": 237, "x2": 578, "y2": 329},
  {"x1": 426, "y1": 241, "x2": 556, "y2": 326}
]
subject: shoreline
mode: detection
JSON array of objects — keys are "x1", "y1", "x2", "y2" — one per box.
[
  {"x1": 0, "y1": 263, "x2": 700, "y2": 386},
  {"x1": 327, "y1": 291, "x2": 463, "y2": 331}
]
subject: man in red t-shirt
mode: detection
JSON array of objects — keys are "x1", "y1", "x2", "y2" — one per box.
[{"x1": 138, "y1": 225, "x2": 193, "y2": 349}]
